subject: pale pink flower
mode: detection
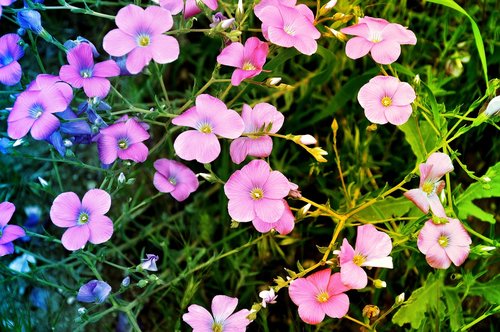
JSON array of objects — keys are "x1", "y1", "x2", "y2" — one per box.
[
  {"x1": 417, "y1": 218, "x2": 471, "y2": 269},
  {"x1": 252, "y1": 200, "x2": 294, "y2": 235},
  {"x1": 338, "y1": 224, "x2": 393, "y2": 289},
  {"x1": 182, "y1": 295, "x2": 251, "y2": 331},
  {"x1": 224, "y1": 159, "x2": 291, "y2": 223},
  {"x1": 172, "y1": 94, "x2": 244, "y2": 164},
  {"x1": 259, "y1": 288, "x2": 277, "y2": 308},
  {"x1": 289, "y1": 269, "x2": 350, "y2": 325},
  {"x1": 341, "y1": 16, "x2": 417, "y2": 65},
  {"x1": 102, "y1": 4, "x2": 179, "y2": 74},
  {"x1": 229, "y1": 103, "x2": 284, "y2": 164},
  {"x1": 155, "y1": 0, "x2": 217, "y2": 18},
  {"x1": 217, "y1": 37, "x2": 269, "y2": 86},
  {"x1": 0, "y1": 202, "x2": 25, "y2": 257},
  {"x1": 357, "y1": 75, "x2": 416, "y2": 125},
  {"x1": 404, "y1": 152, "x2": 453, "y2": 218},
  {"x1": 153, "y1": 158, "x2": 199, "y2": 202}
]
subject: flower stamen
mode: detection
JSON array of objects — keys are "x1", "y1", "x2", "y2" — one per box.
[{"x1": 250, "y1": 188, "x2": 264, "y2": 200}]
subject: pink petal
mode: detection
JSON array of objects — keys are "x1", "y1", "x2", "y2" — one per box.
[
  {"x1": 229, "y1": 138, "x2": 250, "y2": 164},
  {"x1": 115, "y1": 4, "x2": 144, "y2": 35},
  {"x1": 224, "y1": 168, "x2": 254, "y2": 200},
  {"x1": 217, "y1": 42, "x2": 244, "y2": 68},
  {"x1": 306, "y1": 268, "x2": 332, "y2": 290},
  {"x1": 0, "y1": 225, "x2": 26, "y2": 245},
  {"x1": 159, "y1": 0, "x2": 184, "y2": 15},
  {"x1": 228, "y1": 196, "x2": 255, "y2": 222},
  {"x1": 171, "y1": 183, "x2": 196, "y2": 202},
  {"x1": 384, "y1": 105, "x2": 413, "y2": 125},
  {"x1": 340, "y1": 261, "x2": 368, "y2": 289},
  {"x1": 426, "y1": 152, "x2": 454, "y2": 180},
  {"x1": 392, "y1": 81, "x2": 416, "y2": 106},
  {"x1": 346, "y1": 37, "x2": 374, "y2": 60},
  {"x1": 242, "y1": 159, "x2": 271, "y2": 188},
  {"x1": 370, "y1": 40, "x2": 401, "y2": 65},
  {"x1": 321, "y1": 293, "x2": 349, "y2": 319},
  {"x1": 425, "y1": 243, "x2": 451, "y2": 269},
  {"x1": 93, "y1": 60, "x2": 120, "y2": 78},
  {"x1": 0, "y1": 243, "x2": 14, "y2": 256},
  {"x1": 293, "y1": 35, "x2": 318, "y2": 56},
  {"x1": 0, "y1": 61, "x2": 22, "y2": 86},
  {"x1": 202, "y1": 0, "x2": 218, "y2": 10},
  {"x1": 38, "y1": 83, "x2": 71, "y2": 113},
  {"x1": 288, "y1": 278, "x2": 317, "y2": 306},
  {"x1": 8, "y1": 90, "x2": 38, "y2": 122},
  {"x1": 267, "y1": 26, "x2": 296, "y2": 48},
  {"x1": 7, "y1": 117, "x2": 34, "y2": 140},
  {"x1": 244, "y1": 37, "x2": 268, "y2": 67},
  {"x1": 419, "y1": 163, "x2": 433, "y2": 186},
  {"x1": 98, "y1": 135, "x2": 119, "y2": 164},
  {"x1": 445, "y1": 245, "x2": 470, "y2": 267},
  {"x1": 182, "y1": 304, "x2": 214, "y2": 331},
  {"x1": 328, "y1": 272, "x2": 351, "y2": 295},
  {"x1": 355, "y1": 224, "x2": 392, "y2": 259},
  {"x1": 417, "y1": 220, "x2": 441, "y2": 254},
  {"x1": 172, "y1": 106, "x2": 199, "y2": 128},
  {"x1": 340, "y1": 22, "x2": 370, "y2": 37},
  {"x1": 117, "y1": 142, "x2": 149, "y2": 163},
  {"x1": 446, "y1": 218, "x2": 472, "y2": 247},
  {"x1": 231, "y1": 68, "x2": 260, "y2": 86},
  {"x1": 252, "y1": 217, "x2": 274, "y2": 233},
  {"x1": 338, "y1": 238, "x2": 355, "y2": 265},
  {"x1": 357, "y1": 81, "x2": 388, "y2": 124},
  {"x1": 59, "y1": 64, "x2": 84, "y2": 88},
  {"x1": 427, "y1": 193, "x2": 446, "y2": 218},
  {"x1": 50, "y1": 192, "x2": 81, "y2": 227},
  {"x1": 298, "y1": 301, "x2": 326, "y2": 325},
  {"x1": 144, "y1": 5, "x2": 173, "y2": 34},
  {"x1": 254, "y1": 198, "x2": 284, "y2": 223},
  {"x1": 362, "y1": 256, "x2": 393, "y2": 269},
  {"x1": 154, "y1": 172, "x2": 176, "y2": 193},
  {"x1": 67, "y1": 43, "x2": 94, "y2": 70},
  {"x1": 125, "y1": 118, "x2": 150, "y2": 144},
  {"x1": 82, "y1": 77, "x2": 111, "y2": 98},
  {"x1": 61, "y1": 225, "x2": 90, "y2": 251},
  {"x1": 273, "y1": 203, "x2": 295, "y2": 235},
  {"x1": 82, "y1": 189, "x2": 111, "y2": 215},
  {"x1": 30, "y1": 113, "x2": 60, "y2": 140},
  {"x1": 211, "y1": 295, "x2": 238, "y2": 322},
  {"x1": 103, "y1": 29, "x2": 137, "y2": 57},
  {"x1": 151, "y1": 34, "x2": 180, "y2": 64},
  {"x1": 223, "y1": 309, "x2": 251, "y2": 330},
  {"x1": 125, "y1": 47, "x2": 152, "y2": 75},
  {"x1": 87, "y1": 215, "x2": 114, "y2": 245},
  {"x1": 0, "y1": 202, "x2": 15, "y2": 227},
  {"x1": 404, "y1": 189, "x2": 430, "y2": 214},
  {"x1": 174, "y1": 130, "x2": 220, "y2": 163},
  {"x1": 210, "y1": 111, "x2": 245, "y2": 139},
  {"x1": 246, "y1": 136, "x2": 273, "y2": 158},
  {"x1": 262, "y1": 170, "x2": 291, "y2": 199},
  {"x1": 382, "y1": 23, "x2": 417, "y2": 45}
]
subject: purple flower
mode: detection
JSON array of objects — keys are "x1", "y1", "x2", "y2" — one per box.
[
  {"x1": 0, "y1": 202, "x2": 26, "y2": 256},
  {"x1": 183, "y1": 295, "x2": 251, "y2": 331},
  {"x1": 59, "y1": 108, "x2": 92, "y2": 136},
  {"x1": 0, "y1": 33, "x2": 24, "y2": 86},
  {"x1": 17, "y1": 9, "x2": 43, "y2": 34},
  {"x1": 60, "y1": 43, "x2": 120, "y2": 98},
  {"x1": 97, "y1": 117, "x2": 150, "y2": 164},
  {"x1": 49, "y1": 189, "x2": 114, "y2": 251},
  {"x1": 77, "y1": 280, "x2": 112, "y2": 303},
  {"x1": 153, "y1": 159, "x2": 199, "y2": 202},
  {"x1": 0, "y1": 1, "x2": 16, "y2": 19},
  {"x1": 139, "y1": 254, "x2": 159, "y2": 271},
  {"x1": 103, "y1": 4, "x2": 180, "y2": 74},
  {"x1": 63, "y1": 36, "x2": 100, "y2": 57}
]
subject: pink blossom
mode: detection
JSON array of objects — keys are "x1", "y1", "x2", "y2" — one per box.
[
  {"x1": 289, "y1": 269, "x2": 350, "y2": 325},
  {"x1": 102, "y1": 4, "x2": 179, "y2": 74},
  {"x1": 417, "y1": 218, "x2": 471, "y2": 269},
  {"x1": 97, "y1": 118, "x2": 150, "y2": 164},
  {"x1": 341, "y1": 16, "x2": 417, "y2": 65},
  {"x1": 50, "y1": 189, "x2": 114, "y2": 251},
  {"x1": 182, "y1": 295, "x2": 251, "y2": 331},
  {"x1": 259, "y1": 288, "x2": 277, "y2": 308},
  {"x1": 252, "y1": 200, "x2": 294, "y2": 235},
  {"x1": 254, "y1": 0, "x2": 320, "y2": 55},
  {"x1": 404, "y1": 152, "x2": 454, "y2": 218},
  {"x1": 159, "y1": 0, "x2": 218, "y2": 18},
  {"x1": 338, "y1": 224, "x2": 393, "y2": 289},
  {"x1": 0, "y1": 202, "x2": 26, "y2": 256},
  {"x1": 172, "y1": 94, "x2": 244, "y2": 163},
  {"x1": 217, "y1": 37, "x2": 269, "y2": 86},
  {"x1": 0, "y1": 33, "x2": 24, "y2": 86},
  {"x1": 153, "y1": 159, "x2": 199, "y2": 202},
  {"x1": 224, "y1": 159, "x2": 291, "y2": 223},
  {"x1": 229, "y1": 103, "x2": 284, "y2": 164},
  {"x1": 357, "y1": 75, "x2": 416, "y2": 125}
]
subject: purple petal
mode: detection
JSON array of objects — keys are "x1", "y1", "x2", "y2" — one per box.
[
  {"x1": 289, "y1": 277, "x2": 317, "y2": 306},
  {"x1": 151, "y1": 34, "x2": 180, "y2": 64},
  {"x1": 172, "y1": 106, "x2": 200, "y2": 128},
  {"x1": 0, "y1": 202, "x2": 15, "y2": 227},
  {"x1": 154, "y1": 172, "x2": 176, "y2": 193},
  {"x1": 67, "y1": 43, "x2": 94, "y2": 70},
  {"x1": 59, "y1": 64, "x2": 84, "y2": 88},
  {"x1": 117, "y1": 142, "x2": 149, "y2": 163},
  {"x1": 82, "y1": 189, "x2": 111, "y2": 215},
  {"x1": 125, "y1": 47, "x2": 152, "y2": 74},
  {"x1": 0, "y1": 61, "x2": 22, "y2": 86},
  {"x1": 125, "y1": 118, "x2": 150, "y2": 144},
  {"x1": 61, "y1": 225, "x2": 90, "y2": 251},
  {"x1": 144, "y1": 5, "x2": 174, "y2": 34},
  {"x1": 30, "y1": 113, "x2": 60, "y2": 140},
  {"x1": 103, "y1": 29, "x2": 137, "y2": 57},
  {"x1": 77, "y1": 280, "x2": 111, "y2": 303},
  {"x1": 0, "y1": 225, "x2": 25, "y2": 245},
  {"x1": 82, "y1": 77, "x2": 111, "y2": 98},
  {"x1": 50, "y1": 192, "x2": 81, "y2": 227},
  {"x1": 98, "y1": 135, "x2": 119, "y2": 164},
  {"x1": 88, "y1": 215, "x2": 114, "y2": 245},
  {"x1": 0, "y1": 243, "x2": 14, "y2": 256},
  {"x1": 7, "y1": 117, "x2": 34, "y2": 140},
  {"x1": 93, "y1": 60, "x2": 120, "y2": 78}
]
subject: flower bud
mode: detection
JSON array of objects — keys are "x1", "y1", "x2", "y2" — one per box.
[
  {"x1": 121, "y1": 276, "x2": 130, "y2": 287},
  {"x1": 395, "y1": 292, "x2": 405, "y2": 305},
  {"x1": 266, "y1": 77, "x2": 282, "y2": 86},
  {"x1": 118, "y1": 172, "x2": 126, "y2": 184},
  {"x1": 236, "y1": 0, "x2": 244, "y2": 22},
  {"x1": 362, "y1": 305, "x2": 380, "y2": 319},
  {"x1": 319, "y1": 0, "x2": 337, "y2": 17},
  {"x1": 373, "y1": 279, "x2": 387, "y2": 288},
  {"x1": 299, "y1": 134, "x2": 317, "y2": 145},
  {"x1": 17, "y1": 10, "x2": 44, "y2": 34}
]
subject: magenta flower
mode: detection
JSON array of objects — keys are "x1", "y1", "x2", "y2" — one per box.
[
  {"x1": 252, "y1": 200, "x2": 294, "y2": 235},
  {"x1": 182, "y1": 295, "x2": 251, "y2": 331},
  {"x1": 341, "y1": 16, "x2": 417, "y2": 65},
  {"x1": 357, "y1": 75, "x2": 416, "y2": 125},
  {"x1": 172, "y1": 94, "x2": 244, "y2": 164},
  {"x1": 229, "y1": 103, "x2": 284, "y2": 164},
  {"x1": 77, "y1": 280, "x2": 112, "y2": 303},
  {"x1": 50, "y1": 189, "x2": 114, "y2": 251},
  {"x1": 97, "y1": 117, "x2": 150, "y2": 165},
  {"x1": 185, "y1": 0, "x2": 218, "y2": 18},
  {"x1": 289, "y1": 269, "x2": 350, "y2": 325},
  {"x1": 156, "y1": 0, "x2": 184, "y2": 15},
  {"x1": 60, "y1": 43, "x2": 120, "y2": 98},
  {"x1": 0, "y1": 202, "x2": 26, "y2": 257},
  {"x1": 404, "y1": 152, "x2": 453, "y2": 218},
  {"x1": 153, "y1": 158, "x2": 199, "y2": 202},
  {"x1": 418, "y1": 218, "x2": 471, "y2": 269},
  {"x1": 217, "y1": 37, "x2": 269, "y2": 86},
  {"x1": 103, "y1": 4, "x2": 180, "y2": 74},
  {"x1": 7, "y1": 76, "x2": 73, "y2": 140},
  {"x1": 338, "y1": 224, "x2": 393, "y2": 289},
  {"x1": 254, "y1": 0, "x2": 320, "y2": 55},
  {"x1": 224, "y1": 159, "x2": 291, "y2": 223},
  {"x1": 0, "y1": 33, "x2": 24, "y2": 86},
  {"x1": 139, "y1": 254, "x2": 159, "y2": 271}
]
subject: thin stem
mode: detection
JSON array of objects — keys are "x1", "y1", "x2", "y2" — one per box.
[{"x1": 344, "y1": 315, "x2": 371, "y2": 329}]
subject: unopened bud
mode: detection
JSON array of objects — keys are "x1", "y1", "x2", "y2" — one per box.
[
  {"x1": 225, "y1": 30, "x2": 242, "y2": 42},
  {"x1": 395, "y1": 293, "x2": 405, "y2": 305},
  {"x1": 485, "y1": 95, "x2": 500, "y2": 117},
  {"x1": 118, "y1": 172, "x2": 126, "y2": 184},
  {"x1": 319, "y1": 0, "x2": 337, "y2": 16},
  {"x1": 373, "y1": 279, "x2": 387, "y2": 288},
  {"x1": 362, "y1": 305, "x2": 380, "y2": 319},
  {"x1": 236, "y1": 0, "x2": 244, "y2": 22},
  {"x1": 299, "y1": 135, "x2": 317, "y2": 145},
  {"x1": 310, "y1": 147, "x2": 328, "y2": 163},
  {"x1": 121, "y1": 276, "x2": 130, "y2": 287},
  {"x1": 266, "y1": 77, "x2": 282, "y2": 86},
  {"x1": 137, "y1": 280, "x2": 148, "y2": 288},
  {"x1": 326, "y1": 27, "x2": 348, "y2": 42}
]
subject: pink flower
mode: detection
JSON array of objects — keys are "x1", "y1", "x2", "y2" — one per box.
[
  {"x1": 254, "y1": 0, "x2": 320, "y2": 55},
  {"x1": 60, "y1": 43, "x2": 120, "y2": 98},
  {"x1": 172, "y1": 94, "x2": 244, "y2": 164},
  {"x1": 229, "y1": 103, "x2": 284, "y2": 164},
  {"x1": 182, "y1": 295, "x2": 251, "y2": 331},
  {"x1": 224, "y1": 159, "x2": 291, "y2": 223},
  {"x1": 217, "y1": 37, "x2": 269, "y2": 86},
  {"x1": 103, "y1": 4, "x2": 179, "y2": 74},
  {"x1": 417, "y1": 218, "x2": 471, "y2": 269},
  {"x1": 338, "y1": 224, "x2": 393, "y2": 289},
  {"x1": 252, "y1": 200, "x2": 294, "y2": 235},
  {"x1": 289, "y1": 269, "x2": 350, "y2": 325},
  {"x1": 50, "y1": 189, "x2": 114, "y2": 251},
  {"x1": 404, "y1": 152, "x2": 454, "y2": 218},
  {"x1": 97, "y1": 118, "x2": 150, "y2": 164},
  {"x1": 259, "y1": 288, "x2": 277, "y2": 308},
  {"x1": 153, "y1": 158, "x2": 199, "y2": 202},
  {"x1": 357, "y1": 75, "x2": 416, "y2": 125},
  {"x1": 158, "y1": 0, "x2": 218, "y2": 18},
  {"x1": 0, "y1": 202, "x2": 26, "y2": 257},
  {"x1": 341, "y1": 16, "x2": 417, "y2": 65}
]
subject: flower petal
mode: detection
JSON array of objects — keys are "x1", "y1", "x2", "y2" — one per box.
[
  {"x1": 355, "y1": 224, "x2": 392, "y2": 259},
  {"x1": 321, "y1": 293, "x2": 349, "y2": 319},
  {"x1": 61, "y1": 225, "x2": 90, "y2": 251},
  {"x1": 425, "y1": 243, "x2": 451, "y2": 269},
  {"x1": 93, "y1": 60, "x2": 120, "y2": 78},
  {"x1": 262, "y1": 170, "x2": 291, "y2": 199},
  {"x1": 82, "y1": 77, "x2": 111, "y2": 98},
  {"x1": 174, "y1": 130, "x2": 220, "y2": 163},
  {"x1": 228, "y1": 196, "x2": 255, "y2": 222},
  {"x1": 151, "y1": 34, "x2": 180, "y2": 64},
  {"x1": 98, "y1": 134, "x2": 118, "y2": 165},
  {"x1": 384, "y1": 105, "x2": 413, "y2": 125},
  {"x1": 117, "y1": 142, "x2": 149, "y2": 163},
  {"x1": 340, "y1": 261, "x2": 368, "y2": 289},
  {"x1": 370, "y1": 40, "x2": 401, "y2": 64},
  {"x1": 0, "y1": 61, "x2": 22, "y2": 86},
  {"x1": 30, "y1": 113, "x2": 60, "y2": 140},
  {"x1": 50, "y1": 192, "x2": 81, "y2": 227},
  {"x1": 0, "y1": 202, "x2": 15, "y2": 227},
  {"x1": 103, "y1": 29, "x2": 137, "y2": 57},
  {"x1": 254, "y1": 198, "x2": 284, "y2": 223},
  {"x1": 217, "y1": 42, "x2": 244, "y2": 68},
  {"x1": 154, "y1": 172, "x2": 176, "y2": 193},
  {"x1": 345, "y1": 37, "x2": 373, "y2": 60},
  {"x1": 144, "y1": 5, "x2": 173, "y2": 34},
  {"x1": 404, "y1": 189, "x2": 430, "y2": 214},
  {"x1": 125, "y1": 47, "x2": 152, "y2": 74},
  {"x1": 182, "y1": 304, "x2": 214, "y2": 331},
  {"x1": 0, "y1": 225, "x2": 25, "y2": 244},
  {"x1": 426, "y1": 152, "x2": 454, "y2": 180},
  {"x1": 0, "y1": 243, "x2": 15, "y2": 256},
  {"x1": 211, "y1": 295, "x2": 238, "y2": 322},
  {"x1": 82, "y1": 189, "x2": 111, "y2": 215},
  {"x1": 87, "y1": 215, "x2": 114, "y2": 245},
  {"x1": 428, "y1": 193, "x2": 446, "y2": 218}
]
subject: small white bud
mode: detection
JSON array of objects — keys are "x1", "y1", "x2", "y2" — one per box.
[
  {"x1": 77, "y1": 307, "x2": 86, "y2": 315},
  {"x1": 395, "y1": 293, "x2": 405, "y2": 305},
  {"x1": 299, "y1": 134, "x2": 317, "y2": 145},
  {"x1": 38, "y1": 177, "x2": 49, "y2": 187},
  {"x1": 267, "y1": 77, "x2": 282, "y2": 86},
  {"x1": 13, "y1": 139, "x2": 24, "y2": 147},
  {"x1": 67, "y1": 296, "x2": 76, "y2": 305},
  {"x1": 118, "y1": 172, "x2": 126, "y2": 184},
  {"x1": 485, "y1": 95, "x2": 500, "y2": 117}
]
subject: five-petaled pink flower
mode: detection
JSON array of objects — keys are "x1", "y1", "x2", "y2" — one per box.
[
  {"x1": 50, "y1": 189, "x2": 114, "y2": 251},
  {"x1": 417, "y1": 218, "x2": 471, "y2": 269},
  {"x1": 404, "y1": 152, "x2": 453, "y2": 218},
  {"x1": 254, "y1": 0, "x2": 320, "y2": 55},
  {"x1": 289, "y1": 269, "x2": 350, "y2": 325},
  {"x1": 338, "y1": 224, "x2": 393, "y2": 289},
  {"x1": 341, "y1": 16, "x2": 417, "y2": 65},
  {"x1": 0, "y1": 202, "x2": 26, "y2": 256},
  {"x1": 97, "y1": 117, "x2": 150, "y2": 165},
  {"x1": 182, "y1": 295, "x2": 251, "y2": 331},
  {"x1": 252, "y1": 200, "x2": 294, "y2": 235},
  {"x1": 153, "y1": 158, "x2": 199, "y2": 202},
  {"x1": 229, "y1": 102, "x2": 284, "y2": 164},
  {"x1": 357, "y1": 75, "x2": 416, "y2": 125},
  {"x1": 103, "y1": 4, "x2": 180, "y2": 74},
  {"x1": 60, "y1": 43, "x2": 120, "y2": 98},
  {"x1": 217, "y1": 37, "x2": 269, "y2": 86},
  {"x1": 224, "y1": 159, "x2": 291, "y2": 223},
  {"x1": 172, "y1": 94, "x2": 244, "y2": 164}
]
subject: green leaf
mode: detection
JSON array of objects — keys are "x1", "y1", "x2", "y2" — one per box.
[
  {"x1": 392, "y1": 273, "x2": 446, "y2": 329},
  {"x1": 399, "y1": 118, "x2": 438, "y2": 163},
  {"x1": 456, "y1": 162, "x2": 500, "y2": 224},
  {"x1": 444, "y1": 290, "x2": 464, "y2": 331},
  {"x1": 353, "y1": 196, "x2": 414, "y2": 222},
  {"x1": 467, "y1": 275, "x2": 500, "y2": 304}
]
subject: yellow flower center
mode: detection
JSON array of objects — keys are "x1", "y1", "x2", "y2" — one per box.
[
  {"x1": 369, "y1": 31, "x2": 383, "y2": 43},
  {"x1": 118, "y1": 140, "x2": 128, "y2": 149},
  {"x1": 438, "y1": 235, "x2": 449, "y2": 247},
  {"x1": 353, "y1": 254, "x2": 366, "y2": 266},
  {"x1": 212, "y1": 323, "x2": 223, "y2": 332},
  {"x1": 250, "y1": 188, "x2": 264, "y2": 200},
  {"x1": 242, "y1": 62, "x2": 256, "y2": 71},
  {"x1": 78, "y1": 213, "x2": 89, "y2": 225},
  {"x1": 284, "y1": 25, "x2": 296, "y2": 36},
  {"x1": 199, "y1": 124, "x2": 212, "y2": 134},
  {"x1": 381, "y1": 96, "x2": 392, "y2": 107},
  {"x1": 422, "y1": 182, "x2": 434, "y2": 195},
  {"x1": 138, "y1": 35, "x2": 150, "y2": 47},
  {"x1": 316, "y1": 291, "x2": 329, "y2": 303}
]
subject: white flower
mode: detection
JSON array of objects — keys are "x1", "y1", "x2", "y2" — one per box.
[{"x1": 259, "y1": 288, "x2": 278, "y2": 308}]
